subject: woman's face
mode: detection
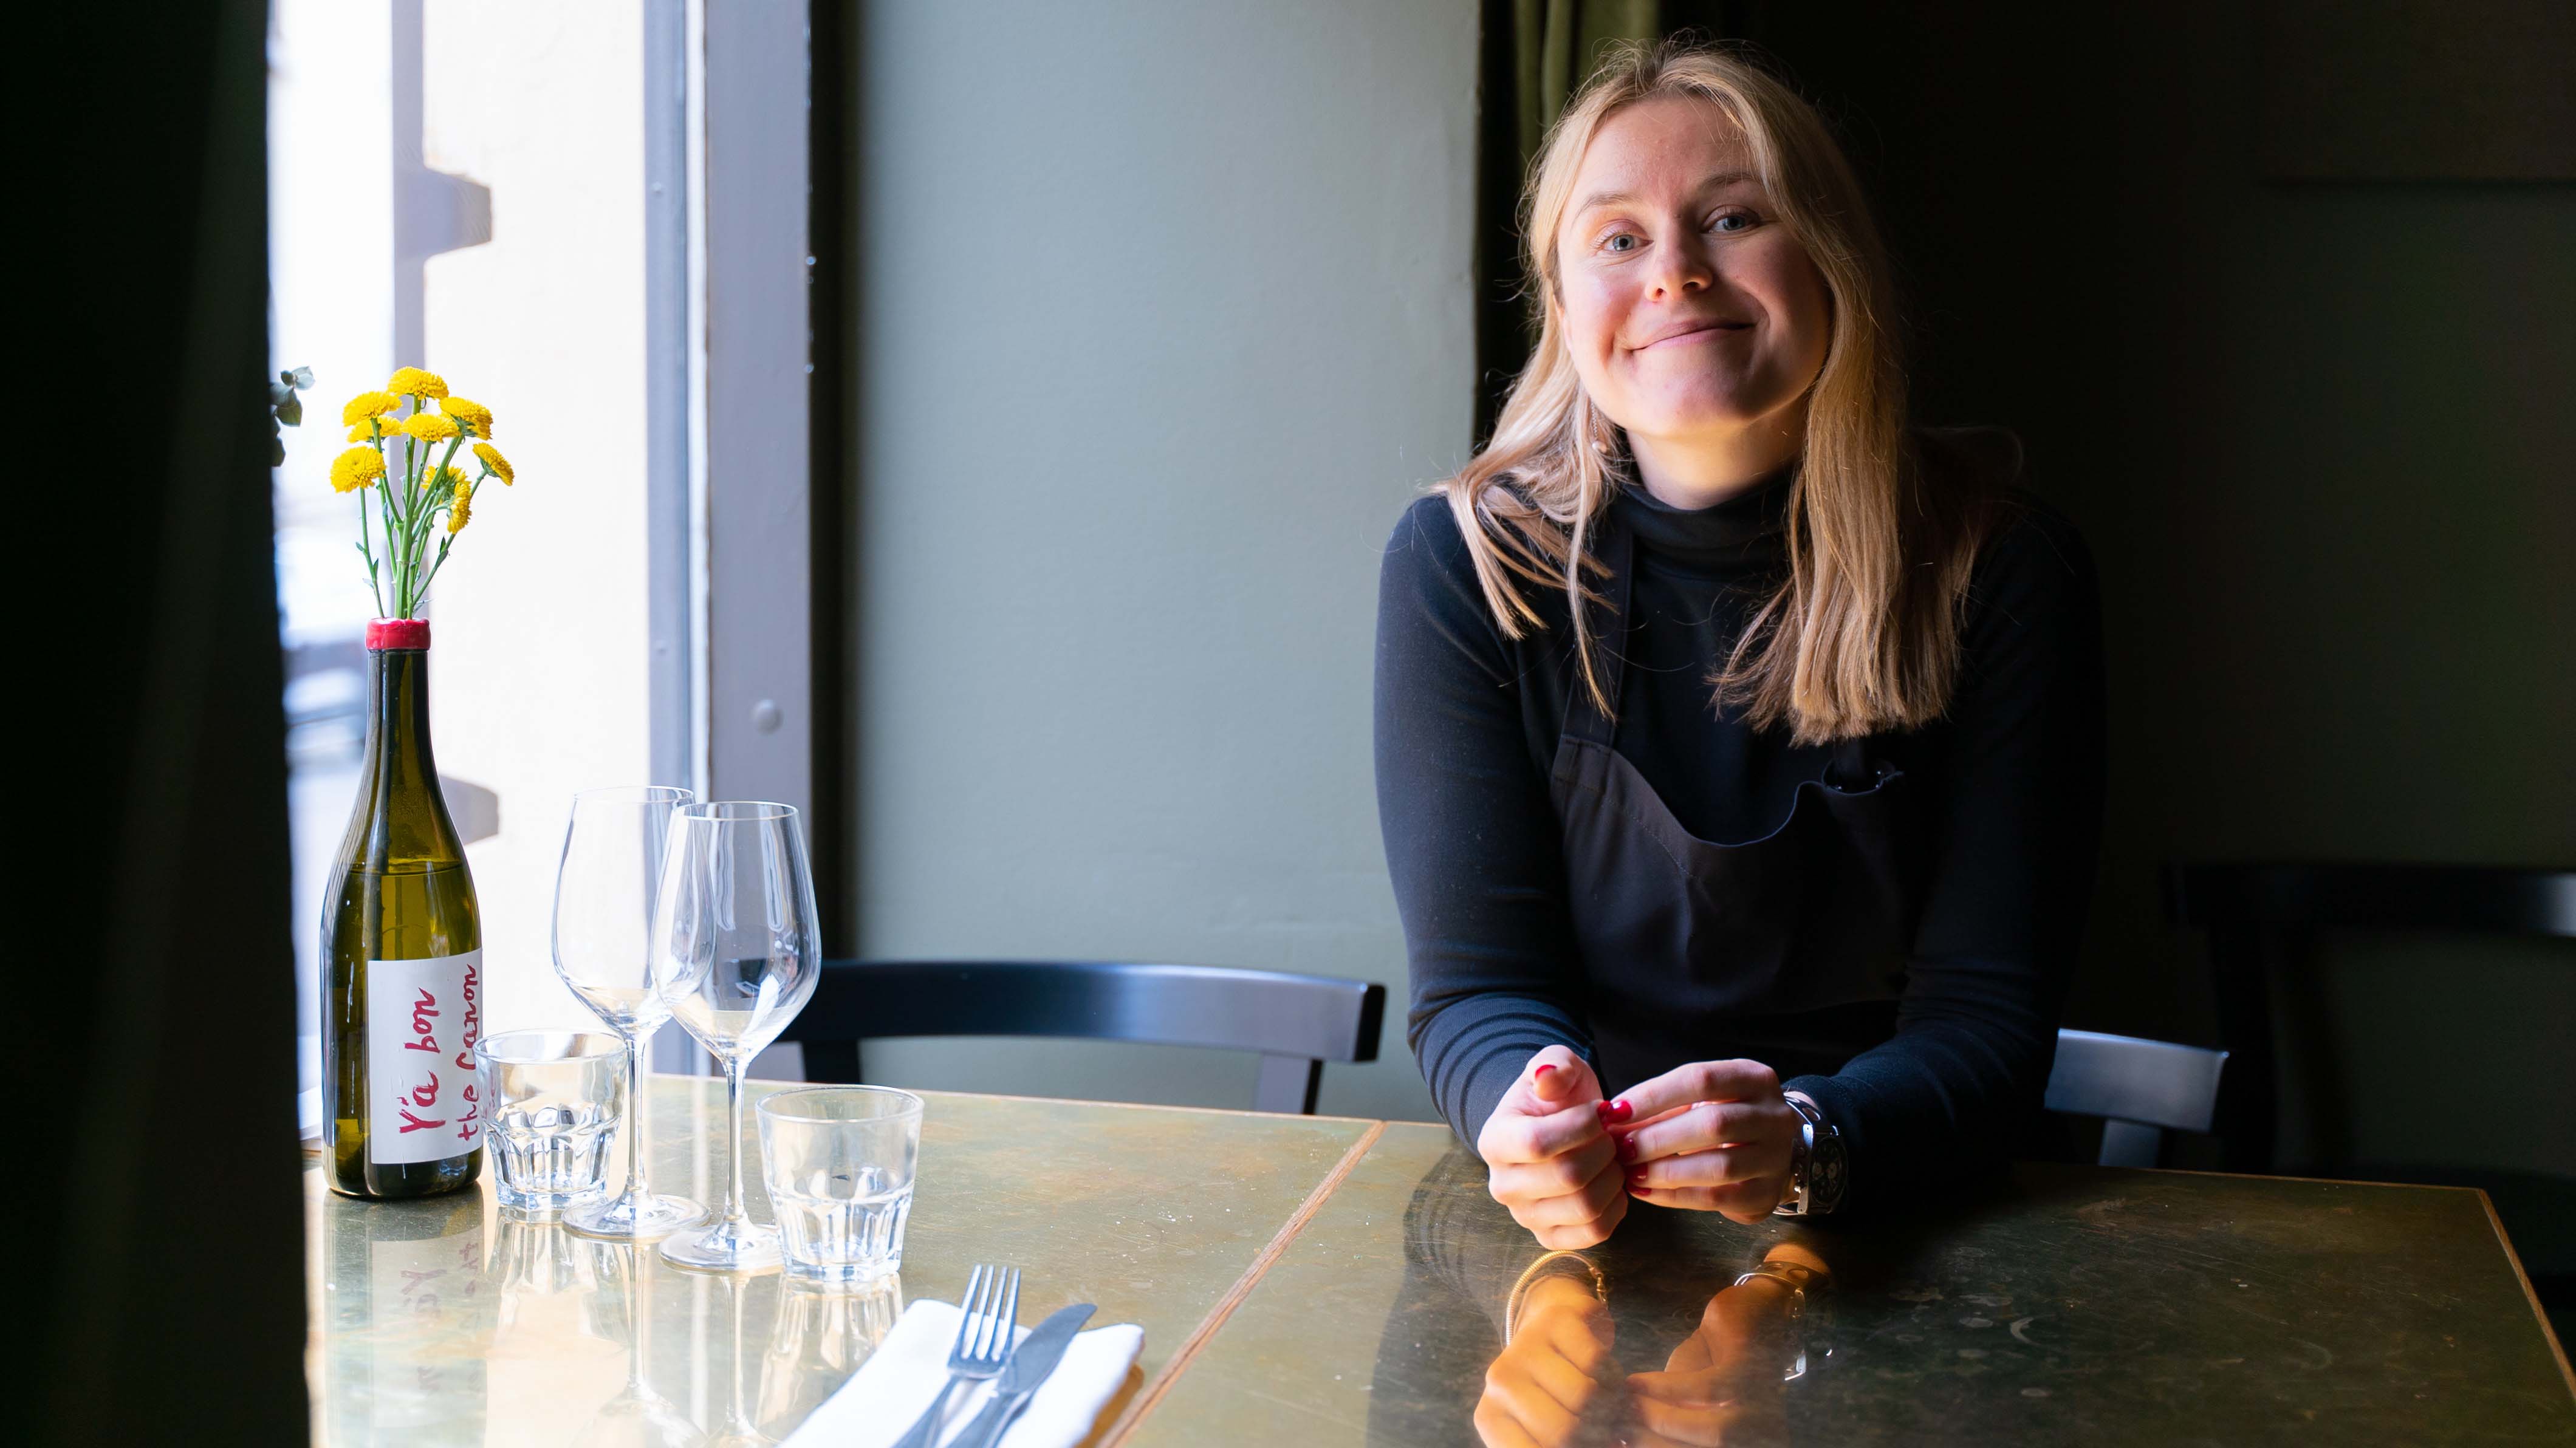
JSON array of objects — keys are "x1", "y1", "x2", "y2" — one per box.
[{"x1": 1553, "y1": 95, "x2": 1831, "y2": 458}]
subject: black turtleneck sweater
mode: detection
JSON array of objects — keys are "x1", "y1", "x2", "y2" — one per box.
[{"x1": 1373, "y1": 431, "x2": 2107, "y2": 1212}]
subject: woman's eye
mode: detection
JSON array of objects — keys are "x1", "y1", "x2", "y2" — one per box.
[
  {"x1": 1711, "y1": 211, "x2": 1756, "y2": 233},
  {"x1": 1601, "y1": 232, "x2": 1640, "y2": 254}
]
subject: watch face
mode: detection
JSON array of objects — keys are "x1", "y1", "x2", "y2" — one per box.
[{"x1": 1810, "y1": 1133, "x2": 1849, "y2": 1214}]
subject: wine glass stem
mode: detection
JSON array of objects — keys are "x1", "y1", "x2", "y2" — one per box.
[
  {"x1": 623, "y1": 1031, "x2": 650, "y2": 1197},
  {"x1": 722, "y1": 1056, "x2": 749, "y2": 1227},
  {"x1": 626, "y1": 1246, "x2": 648, "y2": 1389}
]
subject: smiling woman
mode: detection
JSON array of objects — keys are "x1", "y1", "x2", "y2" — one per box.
[{"x1": 1374, "y1": 40, "x2": 2107, "y2": 1249}]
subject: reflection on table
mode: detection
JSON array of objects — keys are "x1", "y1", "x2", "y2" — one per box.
[
  {"x1": 1471, "y1": 1237, "x2": 1826, "y2": 1448},
  {"x1": 304, "y1": 1074, "x2": 1370, "y2": 1445},
  {"x1": 1134, "y1": 1125, "x2": 2576, "y2": 1447},
  {"x1": 304, "y1": 1081, "x2": 2573, "y2": 1446},
  {"x1": 309, "y1": 1176, "x2": 904, "y2": 1446}
]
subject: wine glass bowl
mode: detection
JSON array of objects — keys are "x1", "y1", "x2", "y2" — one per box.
[
  {"x1": 652, "y1": 801, "x2": 823, "y2": 1274},
  {"x1": 553, "y1": 785, "x2": 705, "y2": 1240}
]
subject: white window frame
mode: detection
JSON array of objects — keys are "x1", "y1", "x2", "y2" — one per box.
[{"x1": 650, "y1": 0, "x2": 815, "y2": 1071}]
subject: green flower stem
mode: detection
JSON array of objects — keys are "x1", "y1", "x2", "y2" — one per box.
[
  {"x1": 371, "y1": 434, "x2": 402, "y2": 618},
  {"x1": 397, "y1": 432, "x2": 472, "y2": 617},
  {"x1": 402, "y1": 434, "x2": 460, "y2": 615},
  {"x1": 357, "y1": 485, "x2": 386, "y2": 617},
  {"x1": 394, "y1": 429, "x2": 428, "y2": 616},
  {"x1": 414, "y1": 531, "x2": 456, "y2": 606},
  {"x1": 405, "y1": 432, "x2": 429, "y2": 612},
  {"x1": 382, "y1": 432, "x2": 417, "y2": 613}
]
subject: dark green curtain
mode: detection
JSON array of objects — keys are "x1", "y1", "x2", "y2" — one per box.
[
  {"x1": 29, "y1": 1, "x2": 308, "y2": 1443},
  {"x1": 1474, "y1": 1, "x2": 1747, "y2": 442}
]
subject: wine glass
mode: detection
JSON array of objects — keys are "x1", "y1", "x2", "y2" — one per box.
[
  {"x1": 554, "y1": 785, "x2": 706, "y2": 1240},
  {"x1": 652, "y1": 801, "x2": 823, "y2": 1273}
]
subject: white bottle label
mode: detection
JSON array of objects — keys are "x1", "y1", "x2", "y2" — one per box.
[{"x1": 366, "y1": 949, "x2": 485, "y2": 1166}]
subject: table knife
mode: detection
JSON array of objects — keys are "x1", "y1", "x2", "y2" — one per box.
[{"x1": 948, "y1": 1303, "x2": 1096, "y2": 1448}]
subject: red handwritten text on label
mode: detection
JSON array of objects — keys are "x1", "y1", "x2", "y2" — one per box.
[
  {"x1": 367, "y1": 952, "x2": 482, "y2": 1166},
  {"x1": 451, "y1": 958, "x2": 481, "y2": 1071},
  {"x1": 403, "y1": 987, "x2": 440, "y2": 1053}
]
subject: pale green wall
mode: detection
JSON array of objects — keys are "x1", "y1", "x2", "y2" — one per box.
[{"x1": 836, "y1": 0, "x2": 1476, "y2": 1120}]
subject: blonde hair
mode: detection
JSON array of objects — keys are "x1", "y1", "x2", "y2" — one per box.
[{"x1": 1442, "y1": 38, "x2": 1998, "y2": 744}]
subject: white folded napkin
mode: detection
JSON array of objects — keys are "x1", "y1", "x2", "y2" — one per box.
[{"x1": 781, "y1": 1297, "x2": 1145, "y2": 1448}]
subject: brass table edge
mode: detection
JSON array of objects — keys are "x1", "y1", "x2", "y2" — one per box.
[
  {"x1": 1100, "y1": 1118, "x2": 1391, "y2": 1446},
  {"x1": 2475, "y1": 1187, "x2": 2576, "y2": 1395}
]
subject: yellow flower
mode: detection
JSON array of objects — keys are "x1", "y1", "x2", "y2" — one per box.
[
  {"x1": 440, "y1": 397, "x2": 493, "y2": 439},
  {"x1": 329, "y1": 446, "x2": 385, "y2": 493},
  {"x1": 346, "y1": 415, "x2": 400, "y2": 443},
  {"x1": 341, "y1": 391, "x2": 399, "y2": 425},
  {"x1": 387, "y1": 367, "x2": 450, "y2": 399},
  {"x1": 473, "y1": 442, "x2": 515, "y2": 484},
  {"x1": 402, "y1": 411, "x2": 461, "y2": 444},
  {"x1": 447, "y1": 482, "x2": 474, "y2": 533},
  {"x1": 427, "y1": 463, "x2": 469, "y2": 493}
]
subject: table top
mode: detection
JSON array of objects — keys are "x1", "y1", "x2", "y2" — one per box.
[{"x1": 306, "y1": 1076, "x2": 2574, "y2": 1446}]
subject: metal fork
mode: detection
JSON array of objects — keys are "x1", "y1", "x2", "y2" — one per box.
[{"x1": 889, "y1": 1263, "x2": 1021, "y2": 1448}]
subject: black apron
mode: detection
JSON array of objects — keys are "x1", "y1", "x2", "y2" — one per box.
[{"x1": 1547, "y1": 510, "x2": 1927, "y2": 1096}]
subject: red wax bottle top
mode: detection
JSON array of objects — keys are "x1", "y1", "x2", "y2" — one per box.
[{"x1": 366, "y1": 618, "x2": 432, "y2": 651}]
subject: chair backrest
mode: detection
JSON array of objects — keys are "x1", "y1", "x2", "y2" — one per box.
[
  {"x1": 2167, "y1": 861, "x2": 2576, "y2": 938},
  {"x1": 2043, "y1": 1028, "x2": 2228, "y2": 1168},
  {"x1": 779, "y1": 959, "x2": 1387, "y2": 1115},
  {"x1": 2165, "y1": 861, "x2": 2575, "y2": 1170}
]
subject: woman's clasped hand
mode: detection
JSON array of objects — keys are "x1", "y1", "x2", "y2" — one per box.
[
  {"x1": 1609, "y1": 1058, "x2": 1803, "y2": 1225},
  {"x1": 1481, "y1": 1050, "x2": 1803, "y2": 1244},
  {"x1": 1477, "y1": 1048, "x2": 1629, "y2": 1248}
]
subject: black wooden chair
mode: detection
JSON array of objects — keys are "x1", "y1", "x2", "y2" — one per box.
[
  {"x1": 2043, "y1": 1028, "x2": 2228, "y2": 1167},
  {"x1": 2165, "y1": 861, "x2": 2576, "y2": 1314},
  {"x1": 778, "y1": 959, "x2": 1388, "y2": 1115}
]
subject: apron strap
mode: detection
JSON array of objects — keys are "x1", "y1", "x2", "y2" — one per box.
[{"x1": 1561, "y1": 507, "x2": 1633, "y2": 749}]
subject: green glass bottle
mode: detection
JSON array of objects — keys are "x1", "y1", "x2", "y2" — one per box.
[{"x1": 323, "y1": 617, "x2": 484, "y2": 1198}]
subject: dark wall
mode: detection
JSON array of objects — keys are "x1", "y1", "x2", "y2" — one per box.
[{"x1": 1734, "y1": 4, "x2": 2575, "y2": 1172}]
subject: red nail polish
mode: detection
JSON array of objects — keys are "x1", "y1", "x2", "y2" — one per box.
[
  {"x1": 1626, "y1": 1167, "x2": 1650, "y2": 1187},
  {"x1": 1602, "y1": 1099, "x2": 1634, "y2": 1124},
  {"x1": 1535, "y1": 1064, "x2": 1557, "y2": 1082},
  {"x1": 1614, "y1": 1133, "x2": 1637, "y2": 1161}
]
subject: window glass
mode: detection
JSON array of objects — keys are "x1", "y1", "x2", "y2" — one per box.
[{"x1": 271, "y1": 0, "x2": 654, "y2": 1122}]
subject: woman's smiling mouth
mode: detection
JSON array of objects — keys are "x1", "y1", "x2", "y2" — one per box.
[{"x1": 1633, "y1": 318, "x2": 1752, "y2": 351}]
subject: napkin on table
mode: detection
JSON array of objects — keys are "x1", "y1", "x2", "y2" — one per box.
[{"x1": 781, "y1": 1297, "x2": 1145, "y2": 1448}]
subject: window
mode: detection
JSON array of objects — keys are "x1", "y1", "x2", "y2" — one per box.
[{"x1": 270, "y1": 0, "x2": 671, "y2": 1118}]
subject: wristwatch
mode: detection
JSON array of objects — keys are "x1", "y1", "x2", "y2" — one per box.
[{"x1": 1772, "y1": 1091, "x2": 1847, "y2": 1217}]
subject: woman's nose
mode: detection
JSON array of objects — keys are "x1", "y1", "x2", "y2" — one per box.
[{"x1": 1648, "y1": 232, "x2": 1714, "y2": 299}]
